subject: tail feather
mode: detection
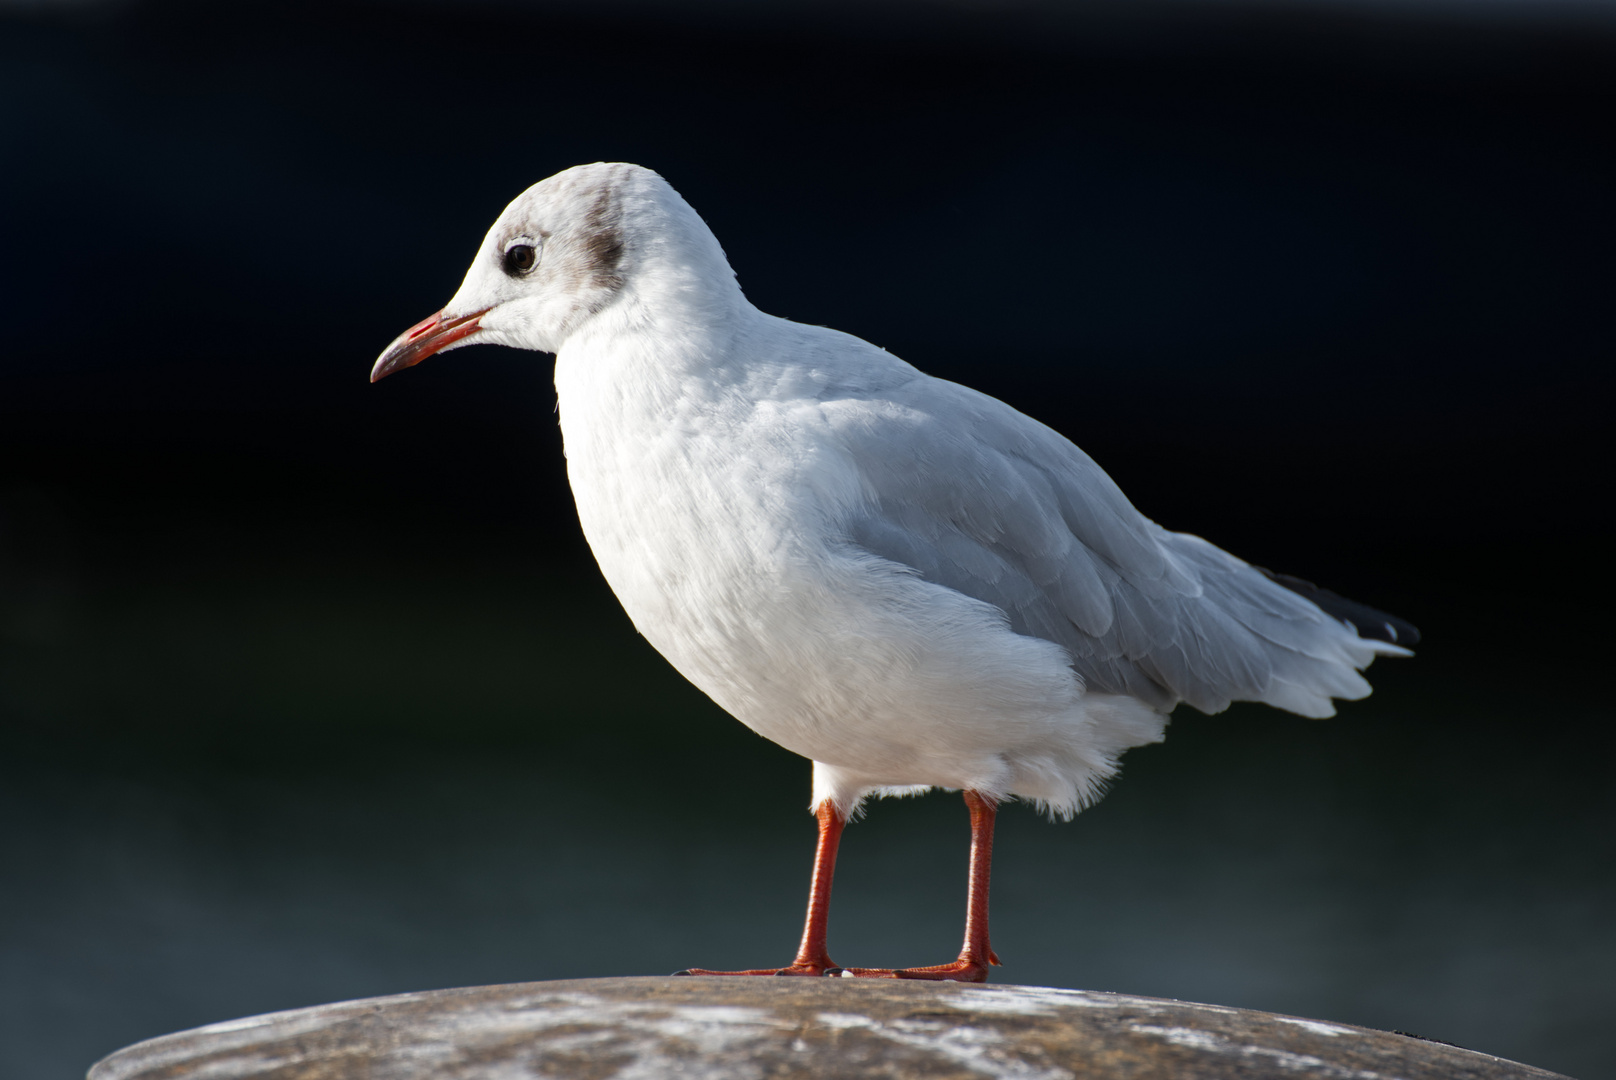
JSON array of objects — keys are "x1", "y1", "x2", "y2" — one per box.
[{"x1": 1255, "y1": 567, "x2": 1421, "y2": 647}]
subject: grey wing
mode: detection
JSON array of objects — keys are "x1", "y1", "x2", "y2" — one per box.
[{"x1": 829, "y1": 378, "x2": 1408, "y2": 718}]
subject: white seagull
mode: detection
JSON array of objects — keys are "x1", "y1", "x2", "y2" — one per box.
[{"x1": 373, "y1": 162, "x2": 1417, "y2": 981}]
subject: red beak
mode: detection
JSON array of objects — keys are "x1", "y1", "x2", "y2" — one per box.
[{"x1": 370, "y1": 308, "x2": 489, "y2": 383}]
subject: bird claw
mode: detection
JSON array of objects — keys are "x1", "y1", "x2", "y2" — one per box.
[
  {"x1": 673, "y1": 956, "x2": 989, "y2": 980},
  {"x1": 673, "y1": 963, "x2": 841, "y2": 977},
  {"x1": 841, "y1": 958, "x2": 994, "y2": 983}
]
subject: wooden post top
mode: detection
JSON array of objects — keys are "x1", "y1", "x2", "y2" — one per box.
[{"x1": 89, "y1": 976, "x2": 1571, "y2": 1080}]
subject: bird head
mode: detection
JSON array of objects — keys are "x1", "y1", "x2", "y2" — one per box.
[{"x1": 371, "y1": 162, "x2": 735, "y2": 382}]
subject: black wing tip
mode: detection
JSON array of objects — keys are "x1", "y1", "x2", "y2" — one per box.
[{"x1": 1256, "y1": 566, "x2": 1421, "y2": 647}]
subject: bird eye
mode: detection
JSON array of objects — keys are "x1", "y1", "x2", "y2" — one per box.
[{"x1": 502, "y1": 242, "x2": 539, "y2": 276}]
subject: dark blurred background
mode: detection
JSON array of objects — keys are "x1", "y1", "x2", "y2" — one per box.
[{"x1": 2, "y1": 0, "x2": 1613, "y2": 1077}]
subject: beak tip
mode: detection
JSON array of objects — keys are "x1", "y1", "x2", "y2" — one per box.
[
  {"x1": 369, "y1": 353, "x2": 405, "y2": 383},
  {"x1": 369, "y1": 308, "x2": 487, "y2": 385}
]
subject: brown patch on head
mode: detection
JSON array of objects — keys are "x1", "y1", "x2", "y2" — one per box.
[{"x1": 578, "y1": 185, "x2": 626, "y2": 293}]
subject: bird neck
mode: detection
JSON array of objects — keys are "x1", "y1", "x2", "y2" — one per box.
[{"x1": 553, "y1": 278, "x2": 766, "y2": 430}]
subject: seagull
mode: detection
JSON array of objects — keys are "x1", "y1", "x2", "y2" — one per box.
[{"x1": 372, "y1": 162, "x2": 1418, "y2": 982}]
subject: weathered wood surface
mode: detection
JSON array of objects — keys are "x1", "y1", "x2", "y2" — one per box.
[{"x1": 88, "y1": 976, "x2": 1571, "y2": 1080}]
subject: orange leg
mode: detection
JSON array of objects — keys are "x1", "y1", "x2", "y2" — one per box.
[
  {"x1": 845, "y1": 789, "x2": 1003, "y2": 982},
  {"x1": 674, "y1": 799, "x2": 846, "y2": 976},
  {"x1": 674, "y1": 789, "x2": 1003, "y2": 982}
]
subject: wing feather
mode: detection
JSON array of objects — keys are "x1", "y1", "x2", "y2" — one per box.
[{"x1": 824, "y1": 377, "x2": 1406, "y2": 718}]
